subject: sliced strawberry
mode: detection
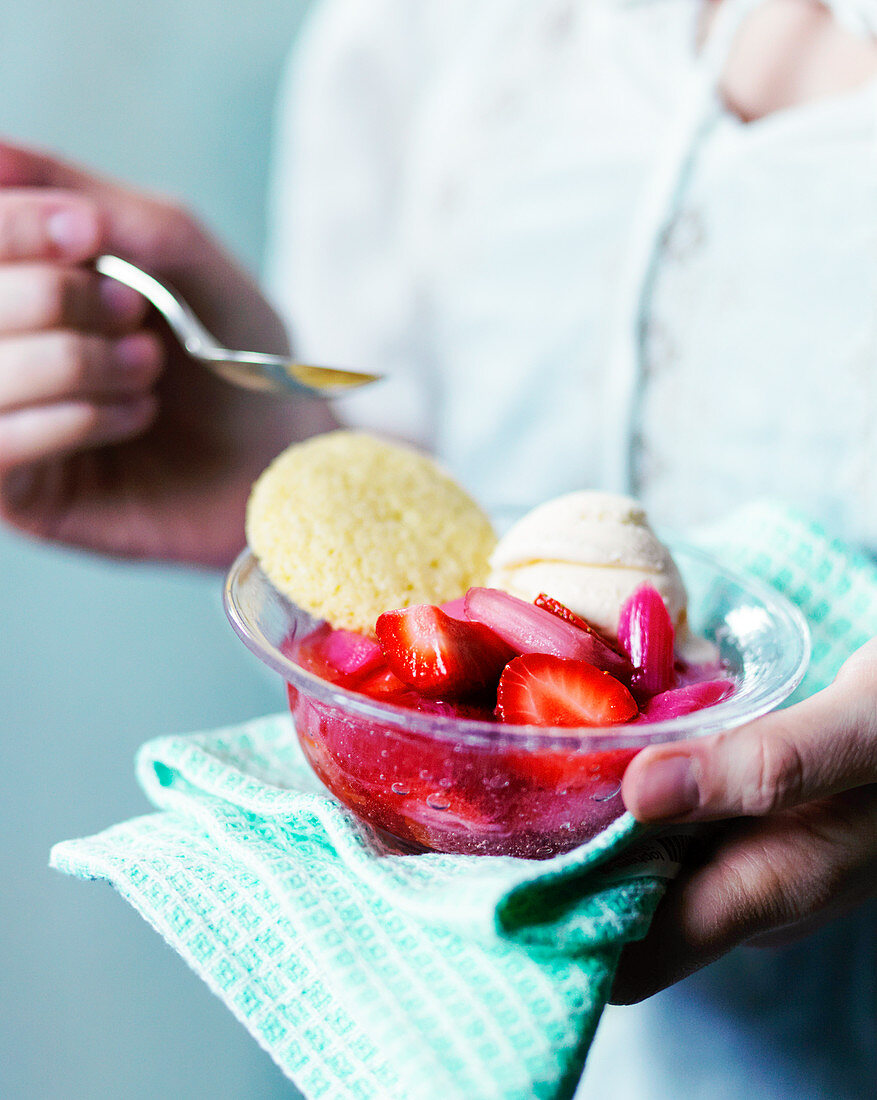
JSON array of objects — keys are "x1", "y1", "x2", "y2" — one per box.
[
  {"x1": 375, "y1": 604, "x2": 515, "y2": 699},
  {"x1": 534, "y1": 592, "x2": 596, "y2": 633},
  {"x1": 495, "y1": 653, "x2": 638, "y2": 727},
  {"x1": 617, "y1": 584, "x2": 676, "y2": 696},
  {"x1": 465, "y1": 587, "x2": 631, "y2": 678},
  {"x1": 356, "y1": 662, "x2": 414, "y2": 698}
]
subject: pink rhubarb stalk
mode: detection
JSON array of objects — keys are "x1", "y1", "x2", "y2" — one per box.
[
  {"x1": 323, "y1": 629, "x2": 384, "y2": 676},
  {"x1": 617, "y1": 584, "x2": 676, "y2": 695},
  {"x1": 464, "y1": 587, "x2": 632, "y2": 678},
  {"x1": 639, "y1": 679, "x2": 732, "y2": 721}
]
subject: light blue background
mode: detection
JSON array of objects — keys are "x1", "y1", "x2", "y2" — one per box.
[{"x1": 0, "y1": 2, "x2": 313, "y2": 1096}]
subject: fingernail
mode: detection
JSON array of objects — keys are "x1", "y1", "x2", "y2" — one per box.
[
  {"x1": 632, "y1": 755, "x2": 700, "y2": 820},
  {"x1": 99, "y1": 277, "x2": 144, "y2": 323},
  {"x1": 47, "y1": 208, "x2": 97, "y2": 256},
  {"x1": 114, "y1": 333, "x2": 159, "y2": 373}
]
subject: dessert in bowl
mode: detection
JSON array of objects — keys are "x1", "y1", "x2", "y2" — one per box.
[{"x1": 225, "y1": 433, "x2": 809, "y2": 859}]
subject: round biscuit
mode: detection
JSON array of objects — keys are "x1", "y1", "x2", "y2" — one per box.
[{"x1": 246, "y1": 431, "x2": 496, "y2": 632}]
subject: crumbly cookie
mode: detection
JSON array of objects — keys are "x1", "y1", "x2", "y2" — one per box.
[{"x1": 246, "y1": 431, "x2": 496, "y2": 632}]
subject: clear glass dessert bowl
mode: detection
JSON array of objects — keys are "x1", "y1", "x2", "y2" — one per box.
[{"x1": 224, "y1": 543, "x2": 810, "y2": 859}]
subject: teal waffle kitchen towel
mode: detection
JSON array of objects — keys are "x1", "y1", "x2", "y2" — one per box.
[{"x1": 50, "y1": 502, "x2": 877, "y2": 1100}]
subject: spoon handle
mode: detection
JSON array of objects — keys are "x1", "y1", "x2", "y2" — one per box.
[
  {"x1": 95, "y1": 254, "x2": 216, "y2": 354},
  {"x1": 95, "y1": 254, "x2": 382, "y2": 398}
]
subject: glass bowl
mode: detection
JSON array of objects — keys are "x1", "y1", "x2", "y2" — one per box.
[{"x1": 224, "y1": 543, "x2": 810, "y2": 858}]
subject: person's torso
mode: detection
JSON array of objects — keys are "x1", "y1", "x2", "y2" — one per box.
[
  {"x1": 275, "y1": 0, "x2": 877, "y2": 549},
  {"x1": 270, "y1": 3, "x2": 877, "y2": 1096}
]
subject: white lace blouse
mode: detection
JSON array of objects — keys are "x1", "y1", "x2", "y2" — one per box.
[{"x1": 266, "y1": 1, "x2": 877, "y2": 1095}]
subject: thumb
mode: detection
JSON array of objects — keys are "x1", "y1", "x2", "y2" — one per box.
[{"x1": 622, "y1": 638, "x2": 877, "y2": 822}]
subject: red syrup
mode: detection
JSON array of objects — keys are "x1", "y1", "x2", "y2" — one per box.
[{"x1": 284, "y1": 587, "x2": 733, "y2": 858}]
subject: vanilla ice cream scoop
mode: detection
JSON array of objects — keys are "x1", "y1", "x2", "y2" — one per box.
[{"x1": 487, "y1": 491, "x2": 687, "y2": 638}]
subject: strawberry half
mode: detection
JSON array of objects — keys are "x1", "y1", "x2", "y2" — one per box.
[
  {"x1": 355, "y1": 663, "x2": 415, "y2": 699},
  {"x1": 375, "y1": 604, "x2": 515, "y2": 699},
  {"x1": 495, "y1": 653, "x2": 638, "y2": 727}
]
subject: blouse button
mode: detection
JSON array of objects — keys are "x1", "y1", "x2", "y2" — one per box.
[
  {"x1": 545, "y1": 2, "x2": 575, "y2": 41},
  {"x1": 660, "y1": 207, "x2": 705, "y2": 261},
  {"x1": 641, "y1": 319, "x2": 677, "y2": 378},
  {"x1": 630, "y1": 429, "x2": 664, "y2": 495}
]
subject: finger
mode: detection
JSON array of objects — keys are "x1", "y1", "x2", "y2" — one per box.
[
  {"x1": 0, "y1": 264, "x2": 147, "y2": 336},
  {"x1": 611, "y1": 788, "x2": 877, "y2": 1004},
  {"x1": 0, "y1": 140, "x2": 134, "y2": 219},
  {"x1": 0, "y1": 140, "x2": 262, "y2": 353},
  {"x1": 622, "y1": 651, "x2": 877, "y2": 823},
  {"x1": 0, "y1": 394, "x2": 157, "y2": 470},
  {"x1": 0, "y1": 189, "x2": 101, "y2": 262},
  {"x1": 0, "y1": 139, "x2": 198, "y2": 266},
  {"x1": 0, "y1": 138, "x2": 122, "y2": 192},
  {"x1": 0, "y1": 330, "x2": 163, "y2": 409}
]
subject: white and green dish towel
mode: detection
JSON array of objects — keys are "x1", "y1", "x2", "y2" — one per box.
[{"x1": 51, "y1": 503, "x2": 877, "y2": 1100}]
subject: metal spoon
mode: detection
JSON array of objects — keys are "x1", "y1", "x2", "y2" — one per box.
[{"x1": 95, "y1": 254, "x2": 381, "y2": 398}]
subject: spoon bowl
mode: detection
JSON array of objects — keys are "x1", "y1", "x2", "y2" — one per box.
[{"x1": 95, "y1": 254, "x2": 381, "y2": 398}]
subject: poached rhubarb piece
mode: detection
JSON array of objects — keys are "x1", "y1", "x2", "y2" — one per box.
[
  {"x1": 322, "y1": 629, "x2": 384, "y2": 677},
  {"x1": 534, "y1": 592, "x2": 629, "y2": 661},
  {"x1": 464, "y1": 587, "x2": 631, "y2": 679},
  {"x1": 618, "y1": 584, "x2": 676, "y2": 695},
  {"x1": 639, "y1": 679, "x2": 733, "y2": 721}
]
